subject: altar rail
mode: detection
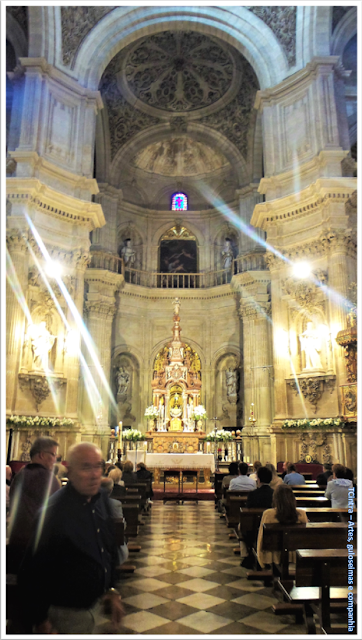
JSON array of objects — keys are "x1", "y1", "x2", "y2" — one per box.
[{"x1": 89, "y1": 251, "x2": 267, "y2": 289}]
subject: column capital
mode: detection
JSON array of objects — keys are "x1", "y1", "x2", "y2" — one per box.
[
  {"x1": 6, "y1": 228, "x2": 29, "y2": 253},
  {"x1": 239, "y1": 300, "x2": 271, "y2": 320},
  {"x1": 85, "y1": 299, "x2": 117, "y2": 319}
]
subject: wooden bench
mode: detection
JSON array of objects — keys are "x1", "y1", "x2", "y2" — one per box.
[
  {"x1": 214, "y1": 471, "x2": 230, "y2": 507},
  {"x1": 292, "y1": 490, "x2": 326, "y2": 497},
  {"x1": 304, "y1": 508, "x2": 357, "y2": 522},
  {"x1": 122, "y1": 503, "x2": 140, "y2": 537},
  {"x1": 278, "y1": 549, "x2": 357, "y2": 634},
  {"x1": 295, "y1": 496, "x2": 331, "y2": 508},
  {"x1": 225, "y1": 492, "x2": 250, "y2": 528},
  {"x1": 291, "y1": 484, "x2": 321, "y2": 491},
  {"x1": 129, "y1": 482, "x2": 148, "y2": 511},
  {"x1": 262, "y1": 522, "x2": 350, "y2": 580}
]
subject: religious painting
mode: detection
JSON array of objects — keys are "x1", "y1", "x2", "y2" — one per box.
[{"x1": 160, "y1": 239, "x2": 197, "y2": 273}]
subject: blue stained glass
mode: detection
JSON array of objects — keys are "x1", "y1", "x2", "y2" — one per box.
[{"x1": 171, "y1": 192, "x2": 188, "y2": 211}]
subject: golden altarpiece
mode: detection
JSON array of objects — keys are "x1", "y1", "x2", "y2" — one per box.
[{"x1": 146, "y1": 298, "x2": 206, "y2": 454}]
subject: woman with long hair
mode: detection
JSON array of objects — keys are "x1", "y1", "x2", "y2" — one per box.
[
  {"x1": 257, "y1": 484, "x2": 308, "y2": 568},
  {"x1": 265, "y1": 463, "x2": 283, "y2": 490}
]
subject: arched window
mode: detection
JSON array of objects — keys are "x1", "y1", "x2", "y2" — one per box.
[{"x1": 171, "y1": 192, "x2": 188, "y2": 211}]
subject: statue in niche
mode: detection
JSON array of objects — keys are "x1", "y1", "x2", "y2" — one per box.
[
  {"x1": 299, "y1": 322, "x2": 323, "y2": 370},
  {"x1": 187, "y1": 397, "x2": 194, "y2": 419},
  {"x1": 121, "y1": 238, "x2": 136, "y2": 267},
  {"x1": 116, "y1": 366, "x2": 130, "y2": 397},
  {"x1": 221, "y1": 238, "x2": 234, "y2": 269},
  {"x1": 27, "y1": 321, "x2": 55, "y2": 370},
  {"x1": 225, "y1": 367, "x2": 237, "y2": 396},
  {"x1": 173, "y1": 297, "x2": 180, "y2": 315},
  {"x1": 159, "y1": 396, "x2": 165, "y2": 421}
]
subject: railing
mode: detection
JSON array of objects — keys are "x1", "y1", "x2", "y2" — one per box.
[
  {"x1": 88, "y1": 250, "x2": 267, "y2": 288},
  {"x1": 89, "y1": 251, "x2": 123, "y2": 274}
]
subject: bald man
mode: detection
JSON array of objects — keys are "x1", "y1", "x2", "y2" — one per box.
[{"x1": 18, "y1": 442, "x2": 123, "y2": 634}]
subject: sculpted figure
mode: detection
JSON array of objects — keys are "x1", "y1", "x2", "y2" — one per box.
[
  {"x1": 225, "y1": 368, "x2": 237, "y2": 397},
  {"x1": 121, "y1": 238, "x2": 136, "y2": 267},
  {"x1": 116, "y1": 366, "x2": 130, "y2": 396},
  {"x1": 299, "y1": 322, "x2": 322, "y2": 369},
  {"x1": 27, "y1": 321, "x2": 55, "y2": 370},
  {"x1": 221, "y1": 238, "x2": 234, "y2": 269}
]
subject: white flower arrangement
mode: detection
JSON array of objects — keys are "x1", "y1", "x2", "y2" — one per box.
[
  {"x1": 192, "y1": 405, "x2": 207, "y2": 420},
  {"x1": 282, "y1": 418, "x2": 344, "y2": 430},
  {"x1": 205, "y1": 429, "x2": 233, "y2": 442},
  {"x1": 6, "y1": 415, "x2": 74, "y2": 428},
  {"x1": 144, "y1": 405, "x2": 159, "y2": 419},
  {"x1": 123, "y1": 428, "x2": 146, "y2": 442}
]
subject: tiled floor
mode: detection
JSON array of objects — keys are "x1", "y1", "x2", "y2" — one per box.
[{"x1": 98, "y1": 502, "x2": 307, "y2": 635}]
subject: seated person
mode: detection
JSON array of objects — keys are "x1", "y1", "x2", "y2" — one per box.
[
  {"x1": 121, "y1": 460, "x2": 138, "y2": 485},
  {"x1": 257, "y1": 484, "x2": 308, "y2": 568},
  {"x1": 249, "y1": 461, "x2": 262, "y2": 482},
  {"x1": 246, "y1": 466, "x2": 274, "y2": 508},
  {"x1": 108, "y1": 468, "x2": 126, "y2": 498},
  {"x1": 316, "y1": 463, "x2": 332, "y2": 486},
  {"x1": 100, "y1": 477, "x2": 129, "y2": 566},
  {"x1": 136, "y1": 462, "x2": 154, "y2": 499},
  {"x1": 218, "y1": 462, "x2": 239, "y2": 512},
  {"x1": 229, "y1": 462, "x2": 257, "y2": 491},
  {"x1": 283, "y1": 463, "x2": 305, "y2": 485},
  {"x1": 280, "y1": 460, "x2": 290, "y2": 480},
  {"x1": 240, "y1": 467, "x2": 274, "y2": 568},
  {"x1": 325, "y1": 463, "x2": 354, "y2": 508},
  {"x1": 265, "y1": 463, "x2": 283, "y2": 490}
]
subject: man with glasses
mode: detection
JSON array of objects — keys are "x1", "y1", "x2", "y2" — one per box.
[
  {"x1": 18, "y1": 442, "x2": 123, "y2": 634},
  {"x1": 8, "y1": 436, "x2": 60, "y2": 571}
]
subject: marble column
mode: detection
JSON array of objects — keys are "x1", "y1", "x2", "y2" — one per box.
[
  {"x1": 81, "y1": 270, "x2": 123, "y2": 457},
  {"x1": 6, "y1": 229, "x2": 29, "y2": 412}
]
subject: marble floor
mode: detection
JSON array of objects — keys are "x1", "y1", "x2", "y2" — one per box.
[{"x1": 97, "y1": 501, "x2": 307, "y2": 635}]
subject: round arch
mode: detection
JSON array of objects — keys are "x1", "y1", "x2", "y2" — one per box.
[
  {"x1": 331, "y1": 8, "x2": 357, "y2": 56},
  {"x1": 73, "y1": 6, "x2": 288, "y2": 91},
  {"x1": 6, "y1": 13, "x2": 28, "y2": 60},
  {"x1": 150, "y1": 335, "x2": 206, "y2": 371}
]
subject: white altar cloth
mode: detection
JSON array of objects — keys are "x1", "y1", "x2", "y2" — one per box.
[
  {"x1": 125, "y1": 450, "x2": 146, "y2": 466},
  {"x1": 144, "y1": 453, "x2": 215, "y2": 473}
]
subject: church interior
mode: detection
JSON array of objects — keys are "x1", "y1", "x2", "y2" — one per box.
[{"x1": 5, "y1": 4, "x2": 358, "y2": 635}]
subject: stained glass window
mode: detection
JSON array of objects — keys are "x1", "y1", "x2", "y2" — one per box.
[{"x1": 171, "y1": 192, "x2": 188, "y2": 211}]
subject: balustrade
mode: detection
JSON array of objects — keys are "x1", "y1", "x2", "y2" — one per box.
[{"x1": 88, "y1": 251, "x2": 266, "y2": 288}]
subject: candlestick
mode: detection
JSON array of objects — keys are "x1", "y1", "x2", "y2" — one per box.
[{"x1": 118, "y1": 421, "x2": 122, "y2": 448}]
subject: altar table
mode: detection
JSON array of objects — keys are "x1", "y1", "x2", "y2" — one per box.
[{"x1": 145, "y1": 453, "x2": 215, "y2": 484}]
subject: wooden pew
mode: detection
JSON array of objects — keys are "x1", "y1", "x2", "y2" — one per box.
[
  {"x1": 128, "y1": 482, "x2": 148, "y2": 512},
  {"x1": 278, "y1": 549, "x2": 357, "y2": 634},
  {"x1": 304, "y1": 508, "x2": 357, "y2": 522},
  {"x1": 121, "y1": 502, "x2": 140, "y2": 537},
  {"x1": 295, "y1": 496, "x2": 331, "y2": 508},
  {"x1": 291, "y1": 484, "x2": 321, "y2": 491},
  {"x1": 262, "y1": 522, "x2": 349, "y2": 581},
  {"x1": 225, "y1": 492, "x2": 250, "y2": 528},
  {"x1": 214, "y1": 471, "x2": 230, "y2": 507},
  {"x1": 292, "y1": 490, "x2": 326, "y2": 498}
]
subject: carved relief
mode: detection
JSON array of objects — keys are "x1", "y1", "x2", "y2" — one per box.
[
  {"x1": 200, "y1": 76, "x2": 259, "y2": 157},
  {"x1": 100, "y1": 52, "x2": 160, "y2": 159},
  {"x1": 246, "y1": 6, "x2": 296, "y2": 65},
  {"x1": 282, "y1": 271, "x2": 327, "y2": 310},
  {"x1": 299, "y1": 431, "x2": 327, "y2": 463},
  {"x1": 124, "y1": 32, "x2": 234, "y2": 112},
  {"x1": 18, "y1": 373, "x2": 66, "y2": 411},
  {"x1": 287, "y1": 375, "x2": 336, "y2": 413},
  {"x1": 341, "y1": 384, "x2": 357, "y2": 418},
  {"x1": 61, "y1": 7, "x2": 115, "y2": 66}
]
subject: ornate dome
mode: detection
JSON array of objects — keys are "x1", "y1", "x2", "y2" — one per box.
[{"x1": 123, "y1": 31, "x2": 235, "y2": 113}]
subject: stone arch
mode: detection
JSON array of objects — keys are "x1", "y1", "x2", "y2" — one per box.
[
  {"x1": 331, "y1": 8, "x2": 357, "y2": 56},
  {"x1": 150, "y1": 336, "x2": 205, "y2": 371},
  {"x1": 214, "y1": 223, "x2": 240, "y2": 271},
  {"x1": 6, "y1": 13, "x2": 28, "y2": 60},
  {"x1": 151, "y1": 219, "x2": 205, "y2": 247},
  {"x1": 23, "y1": 304, "x2": 65, "y2": 375},
  {"x1": 73, "y1": 6, "x2": 288, "y2": 91},
  {"x1": 296, "y1": 5, "x2": 331, "y2": 66},
  {"x1": 28, "y1": 5, "x2": 58, "y2": 63}
]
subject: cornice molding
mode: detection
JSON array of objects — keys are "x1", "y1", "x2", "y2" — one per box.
[
  {"x1": 6, "y1": 177, "x2": 105, "y2": 231},
  {"x1": 252, "y1": 176, "x2": 357, "y2": 229}
]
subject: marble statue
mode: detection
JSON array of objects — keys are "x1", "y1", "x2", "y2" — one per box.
[
  {"x1": 173, "y1": 297, "x2": 180, "y2": 315},
  {"x1": 116, "y1": 366, "x2": 130, "y2": 396},
  {"x1": 27, "y1": 321, "x2": 55, "y2": 370},
  {"x1": 159, "y1": 396, "x2": 165, "y2": 420},
  {"x1": 221, "y1": 238, "x2": 233, "y2": 269},
  {"x1": 121, "y1": 238, "x2": 136, "y2": 267},
  {"x1": 225, "y1": 367, "x2": 237, "y2": 396},
  {"x1": 299, "y1": 322, "x2": 323, "y2": 369}
]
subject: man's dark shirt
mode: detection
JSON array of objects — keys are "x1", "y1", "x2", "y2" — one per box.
[
  {"x1": 316, "y1": 471, "x2": 332, "y2": 486},
  {"x1": 245, "y1": 484, "x2": 274, "y2": 509},
  {"x1": 110, "y1": 483, "x2": 127, "y2": 499},
  {"x1": 122, "y1": 470, "x2": 138, "y2": 485},
  {"x1": 8, "y1": 463, "x2": 60, "y2": 553},
  {"x1": 136, "y1": 468, "x2": 154, "y2": 496},
  {"x1": 18, "y1": 482, "x2": 118, "y2": 626}
]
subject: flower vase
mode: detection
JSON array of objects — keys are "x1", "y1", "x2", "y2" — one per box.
[
  {"x1": 197, "y1": 419, "x2": 203, "y2": 432},
  {"x1": 153, "y1": 418, "x2": 158, "y2": 432}
]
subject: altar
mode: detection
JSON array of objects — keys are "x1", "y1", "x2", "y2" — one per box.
[{"x1": 145, "y1": 452, "x2": 214, "y2": 484}]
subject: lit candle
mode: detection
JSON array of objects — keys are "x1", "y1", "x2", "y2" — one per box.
[
  {"x1": 250, "y1": 403, "x2": 254, "y2": 418},
  {"x1": 118, "y1": 421, "x2": 122, "y2": 448}
]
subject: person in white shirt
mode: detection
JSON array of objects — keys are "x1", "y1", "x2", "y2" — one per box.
[{"x1": 229, "y1": 462, "x2": 257, "y2": 491}]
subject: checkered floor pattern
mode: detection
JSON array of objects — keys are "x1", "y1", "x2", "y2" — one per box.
[{"x1": 96, "y1": 502, "x2": 307, "y2": 635}]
